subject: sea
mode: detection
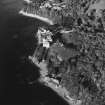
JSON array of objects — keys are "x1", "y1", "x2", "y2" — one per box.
[{"x1": 0, "y1": 0, "x2": 70, "y2": 105}]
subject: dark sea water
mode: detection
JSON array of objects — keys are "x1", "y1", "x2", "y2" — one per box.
[{"x1": 0, "y1": 1, "x2": 70, "y2": 105}]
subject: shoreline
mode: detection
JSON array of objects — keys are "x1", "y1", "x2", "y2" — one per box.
[{"x1": 19, "y1": 10, "x2": 54, "y2": 25}]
